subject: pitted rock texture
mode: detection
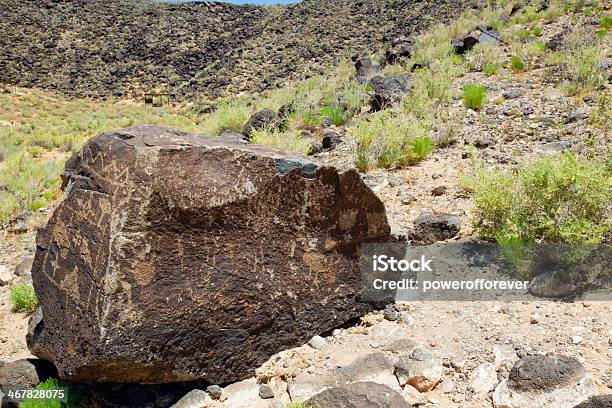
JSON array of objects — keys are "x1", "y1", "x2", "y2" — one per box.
[
  {"x1": 29, "y1": 125, "x2": 390, "y2": 383},
  {"x1": 0, "y1": 0, "x2": 480, "y2": 99}
]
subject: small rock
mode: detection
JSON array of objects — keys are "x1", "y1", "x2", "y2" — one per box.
[
  {"x1": 530, "y1": 314, "x2": 541, "y2": 324},
  {"x1": 398, "y1": 192, "x2": 417, "y2": 205},
  {"x1": 0, "y1": 265, "x2": 12, "y2": 286},
  {"x1": 431, "y1": 186, "x2": 447, "y2": 196},
  {"x1": 470, "y1": 362, "x2": 499, "y2": 394},
  {"x1": 475, "y1": 139, "x2": 496, "y2": 149},
  {"x1": 258, "y1": 384, "x2": 274, "y2": 399},
  {"x1": 171, "y1": 389, "x2": 212, "y2": 408},
  {"x1": 494, "y1": 346, "x2": 519, "y2": 370},
  {"x1": 322, "y1": 131, "x2": 342, "y2": 150},
  {"x1": 565, "y1": 108, "x2": 589, "y2": 123},
  {"x1": 206, "y1": 385, "x2": 222, "y2": 400},
  {"x1": 394, "y1": 347, "x2": 443, "y2": 392},
  {"x1": 14, "y1": 257, "x2": 34, "y2": 277},
  {"x1": 503, "y1": 90, "x2": 522, "y2": 99},
  {"x1": 451, "y1": 357, "x2": 466, "y2": 373},
  {"x1": 571, "y1": 336, "x2": 583, "y2": 345},
  {"x1": 308, "y1": 335, "x2": 327, "y2": 350}
]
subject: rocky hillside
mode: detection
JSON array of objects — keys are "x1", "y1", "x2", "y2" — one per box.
[{"x1": 0, "y1": 0, "x2": 480, "y2": 99}]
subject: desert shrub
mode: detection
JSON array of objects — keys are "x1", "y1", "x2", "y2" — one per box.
[
  {"x1": 319, "y1": 106, "x2": 346, "y2": 126},
  {"x1": 601, "y1": 15, "x2": 612, "y2": 30},
  {"x1": 510, "y1": 55, "x2": 526, "y2": 71},
  {"x1": 0, "y1": 152, "x2": 62, "y2": 223},
  {"x1": 532, "y1": 26, "x2": 543, "y2": 36},
  {"x1": 463, "y1": 152, "x2": 611, "y2": 244},
  {"x1": 21, "y1": 378, "x2": 83, "y2": 408},
  {"x1": 9, "y1": 283, "x2": 38, "y2": 313},
  {"x1": 199, "y1": 102, "x2": 251, "y2": 135},
  {"x1": 462, "y1": 83, "x2": 487, "y2": 110},
  {"x1": 340, "y1": 81, "x2": 369, "y2": 116},
  {"x1": 559, "y1": 46, "x2": 605, "y2": 94},
  {"x1": 250, "y1": 128, "x2": 311, "y2": 155},
  {"x1": 511, "y1": 5, "x2": 542, "y2": 24},
  {"x1": 482, "y1": 62, "x2": 501, "y2": 75},
  {"x1": 465, "y1": 42, "x2": 504, "y2": 73},
  {"x1": 595, "y1": 27, "x2": 608, "y2": 39},
  {"x1": 352, "y1": 111, "x2": 433, "y2": 171}
]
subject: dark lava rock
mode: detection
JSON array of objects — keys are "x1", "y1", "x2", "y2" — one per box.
[
  {"x1": 385, "y1": 38, "x2": 415, "y2": 65},
  {"x1": 508, "y1": 355, "x2": 586, "y2": 392},
  {"x1": 322, "y1": 131, "x2": 342, "y2": 150},
  {"x1": 431, "y1": 186, "x2": 447, "y2": 196},
  {"x1": 369, "y1": 76, "x2": 411, "y2": 111},
  {"x1": 355, "y1": 57, "x2": 382, "y2": 80},
  {"x1": 502, "y1": 90, "x2": 522, "y2": 99},
  {"x1": 452, "y1": 26, "x2": 500, "y2": 54},
  {"x1": 474, "y1": 139, "x2": 496, "y2": 149},
  {"x1": 242, "y1": 109, "x2": 279, "y2": 139},
  {"x1": 28, "y1": 125, "x2": 390, "y2": 384},
  {"x1": 305, "y1": 381, "x2": 409, "y2": 408},
  {"x1": 0, "y1": 358, "x2": 57, "y2": 389},
  {"x1": 411, "y1": 212, "x2": 460, "y2": 244},
  {"x1": 573, "y1": 395, "x2": 612, "y2": 408},
  {"x1": 258, "y1": 384, "x2": 275, "y2": 399}
]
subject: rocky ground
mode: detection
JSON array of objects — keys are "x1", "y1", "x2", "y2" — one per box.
[
  {"x1": 0, "y1": 6, "x2": 610, "y2": 408},
  {"x1": 0, "y1": 0, "x2": 480, "y2": 99}
]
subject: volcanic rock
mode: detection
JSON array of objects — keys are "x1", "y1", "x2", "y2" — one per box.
[
  {"x1": 28, "y1": 125, "x2": 390, "y2": 383},
  {"x1": 305, "y1": 381, "x2": 409, "y2": 408},
  {"x1": 369, "y1": 76, "x2": 411, "y2": 111}
]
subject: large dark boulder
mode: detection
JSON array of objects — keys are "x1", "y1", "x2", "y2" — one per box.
[
  {"x1": 452, "y1": 26, "x2": 500, "y2": 54},
  {"x1": 574, "y1": 396, "x2": 612, "y2": 408},
  {"x1": 508, "y1": 355, "x2": 586, "y2": 392},
  {"x1": 29, "y1": 125, "x2": 390, "y2": 384},
  {"x1": 0, "y1": 358, "x2": 57, "y2": 389},
  {"x1": 305, "y1": 382, "x2": 409, "y2": 408},
  {"x1": 369, "y1": 76, "x2": 411, "y2": 111},
  {"x1": 242, "y1": 109, "x2": 279, "y2": 139}
]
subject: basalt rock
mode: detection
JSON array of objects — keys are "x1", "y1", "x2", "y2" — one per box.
[
  {"x1": 29, "y1": 125, "x2": 390, "y2": 384},
  {"x1": 242, "y1": 109, "x2": 279, "y2": 139},
  {"x1": 369, "y1": 76, "x2": 411, "y2": 111}
]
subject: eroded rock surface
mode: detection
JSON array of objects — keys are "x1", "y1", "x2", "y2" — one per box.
[{"x1": 29, "y1": 125, "x2": 390, "y2": 383}]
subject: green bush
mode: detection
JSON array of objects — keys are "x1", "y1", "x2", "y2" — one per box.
[
  {"x1": 461, "y1": 83, "x2": 487, "y2": 110},
  {"x1": 319, "y1": 106, "x2": 346, "y2": 126},
  {"x1": 482, "y1": 63, "x2": 501, "y2": 76},
  {"x1": 353, "y1": 111, "x2": 433, "y2": 171},
  {"x1": 9, "y1": 283, "x2": 38, "y2": 313},
  {"x1": 532, "y1": 26, "x2": 543, "y2": 36},
  {"x1": 21, "y1": 378, "x2": 82, "y2": 408},
  {"x1": 463, "y1": 152, "x2": 611, "y2": 245},
  {"x1": 559, "y1": 46, "x2": 605, "y2": 94},
  {"x1": 510, "y1": 55, "x2": 526, "y2": 71},
  {"x1": 199, "y1": 102, "x2": 251, "y2": 135},
  {"x1": 250, "y1": 128, "x2": 311, "y2": 155},
  {"x1": 600, "y1": 15, "x2": 612, "y2": 30}
]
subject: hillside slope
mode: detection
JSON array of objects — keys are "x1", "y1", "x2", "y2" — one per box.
[{"x1": 0, "y1": 0, "x2": 480, "y2": 99}]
